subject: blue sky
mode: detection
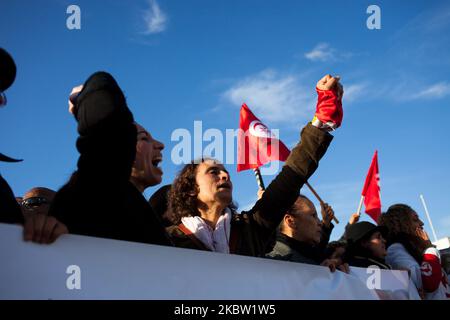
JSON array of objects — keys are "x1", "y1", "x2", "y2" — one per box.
[{"x1": 1, "y1": 0, "x2": 449, "y2": 241}]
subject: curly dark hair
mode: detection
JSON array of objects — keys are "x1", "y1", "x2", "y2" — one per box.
[
  {"x1": 168, "y1": 162, "x2": 201, "y2": 225},
  {"x1": 378, "y1": 203, "x2": 430, "y2": 263}
]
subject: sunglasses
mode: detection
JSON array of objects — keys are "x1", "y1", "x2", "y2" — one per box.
[{"x1": 22, "y1": 197, "x2": 49, "y2": 208}]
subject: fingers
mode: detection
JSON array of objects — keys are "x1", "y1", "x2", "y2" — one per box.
[
  {"x1": 338, "y1": 263, "x2": 350, "y2": 274},
  {"x1": 319, "y1": 74, "x2": 332, "y2": 84},
  {"x1": 321, "y1": 203, "x2": 334, "y2": 221},
  {"x1": 49, "y1": 221, "x2": 69, "y2": 243},
  {"x1": 23, "y1": 214, "x2": 67, "y2": 244},
  {"x1": 40, "y1": 216, "x2": 59, "y2": 244},
  {"x1": 32, "y1": 214, "x2": 48, "y2": 243},
  {"x1": 23, "y1": 214, "x2": 35, "y2": 241},
  {"x1": 349, "y1": 213, "x2": 360, "y2": 224},
  {"x1": 325, "y1": 77, "x2": 337, "y2": 90},
  {"x1": 257, "y1": 188, "x2": 265, "y2": 200},
  {"x1": 325, "y1": 204, "x2": 333, "y2": 215},
  {"x1": 316, "y1": 74, "x2": 332, "y2": 89},
  {"x1": 68, "y1": 84, "x2": 83, "y2": 115},
  {"x1": 320, "y1": 259, "x2": 337, "y2": 272},
  {"x1": 317, "y1": 74, "x2": 342, "y2": 91}
]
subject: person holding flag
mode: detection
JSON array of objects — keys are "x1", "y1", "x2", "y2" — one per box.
[
  {"x1": 339, "y1": 151, "x2": 382, "y2": 240},
  {"x1": 356, "y1": 150, "x2": 382, "y2": 223},
  {"x1": 167, "y1": 74, "x2": 344, "y2": 257}
]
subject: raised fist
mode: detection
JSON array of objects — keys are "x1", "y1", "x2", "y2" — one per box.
[
  {"x1": 68, "y1": 84, "x2": 83, "y2": 115},
  {"x1": 312, "y1": 74, "x2": 344, "y2": 130}
]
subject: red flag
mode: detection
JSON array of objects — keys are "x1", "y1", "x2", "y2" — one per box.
[
  {"x1": 237, "y1": 103, "x2": 290, "y2": 172},
  {"x1": 361, "y1": 150, "x2": 382, "y2": 222}
]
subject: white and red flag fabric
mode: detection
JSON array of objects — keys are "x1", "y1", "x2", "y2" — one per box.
[
  {"x1": 361, "y1": 150, "x2": 382, "y2": 222},
  {"x1": 237, "y1": 103, "x2": 290, "y2": 172}
]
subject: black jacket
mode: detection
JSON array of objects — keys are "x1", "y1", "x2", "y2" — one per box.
[
  {"x1": 49, "y1": 72, "x2": 171, "y2": 246},
  {"x1": 266, "y1": 233, "x2": 324, "y2": 264}
]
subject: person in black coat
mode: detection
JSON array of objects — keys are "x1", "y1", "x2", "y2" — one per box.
[
  {"x1": 0, "y1": 47, "x2": 24, "y2": 225},
  {"x1": 46, "y1": 71, "x2": 172, "y2": 246}
]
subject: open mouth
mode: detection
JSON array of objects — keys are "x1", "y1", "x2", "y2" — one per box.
[
  {"x1": 152, "y1": 157, "x2": 162, "y2": 168},
  {"x1": 217, "y1": 182, "x2": 231, "y2": 190}
]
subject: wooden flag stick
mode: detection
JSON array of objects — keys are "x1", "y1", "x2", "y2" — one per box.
[
  {"x1": 253, "y1": 168, "x2": 266, "y2": 191},
  {"x1": 305, "y1": 181, "x2": 339, "y2": 224}
]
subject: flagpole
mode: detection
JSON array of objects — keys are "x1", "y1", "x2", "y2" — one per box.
[
  {"x1": 305, "y1": 182, "x2": 339, "y2": 224},
  {"x1": 356, "y1": 195, "x2": 364, "y2": 216},
  {"x1": 419, "y1": 194, "x2": 439, "y2": 243},
  {"x1": 253, "y1": 168, "x2": 265, "y2": 191}
]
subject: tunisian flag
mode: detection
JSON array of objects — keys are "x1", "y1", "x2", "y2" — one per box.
[
  {"x1": 361, "y1": 151, "x2": 382, "y2": 222},
  {"x1": 237, "y1": 103, "x2": 290, "y2": 172}
]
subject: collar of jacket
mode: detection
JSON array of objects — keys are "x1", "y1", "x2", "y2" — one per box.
[
  {"x1": 353, "y1": 255, "x2": 391, "y2": 269},
  {"x1": 276, "y1": 233, "x2": 322, "y2": 263}
]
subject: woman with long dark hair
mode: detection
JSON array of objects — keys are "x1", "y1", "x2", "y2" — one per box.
[{"x1": 379, "y1": 204, "x2": 449, "y2": 299}]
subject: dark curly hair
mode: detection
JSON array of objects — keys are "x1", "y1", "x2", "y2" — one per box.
[
  {"x1": 378, "y1": 203, "x2": 430, "y2": 263},
  {"x1": 168, "y1": 162, "x2": 201, "y2": 225}
]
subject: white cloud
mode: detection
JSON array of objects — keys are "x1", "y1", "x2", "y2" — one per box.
[
  {"x1": 343, "y1": 84, "x2": 366, "y2": 103},
  {"x1": 143, "y1": 0, "x2": 167, "y2": 34},
  {"x1": 304, "y1": 43, "x2": 353, "y2": 62},
  {"x1": 222, "y1": 69, "x2": 314, "y2": 124},
  {"x1": 304, "y1": 43, "x2": 334, "y2": 62},
  {"x1": 411, "y1": 82, "x2": 450, "y2": 99}
]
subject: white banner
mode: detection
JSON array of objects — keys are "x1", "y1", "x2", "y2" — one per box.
[{"x1": 0, "y1": 223, "x2": 419, "y2": 300}]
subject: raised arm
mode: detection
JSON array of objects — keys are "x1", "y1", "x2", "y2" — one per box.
[{"x1": 247, "y1": 75, "x2": 343, "y2": 231}]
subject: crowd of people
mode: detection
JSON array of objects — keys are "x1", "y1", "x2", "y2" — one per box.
[{"x1": 1, "y1": 47, "x2": 449, "y2": 299}]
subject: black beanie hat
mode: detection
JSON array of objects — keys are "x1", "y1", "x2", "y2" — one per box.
[
  {"x1": 346, "y1": 221, "x2": 387, "y2": 244},
  {"x1": 73, "y1": 71, "x2": 136, "y2": 179},
  {"x1": 74, "y1": 71, "x2": 131, "y2": 134},
  {"x1": 0, "y1": 48, "x2": 17, "y2": 92}
]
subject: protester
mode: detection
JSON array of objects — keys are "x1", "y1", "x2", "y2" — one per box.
[
  {"x1": 130, "y1": 123, "x2": 165, "y2": 193},
  {"x1": 266, "y1": 195, "x2": 349, "y2": 272},
  {"x1": 379, "y1": 204, "x2": 450, "y2": 299},
  {"x1": 26, "y1": 72, "x2": 172, "y2": 246},
  {"x1": 345, "y1": 221, "x2": 390, "y2": 269},
  {"x1": 0, "y1": 47, "x2": 24, "y2": 225},
  {"x1": 166, "y1": 74, "x2": 343, "y2": 257},
  {"x1": 258, "y1": 188, "x2": 336, "y2": 255}
]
